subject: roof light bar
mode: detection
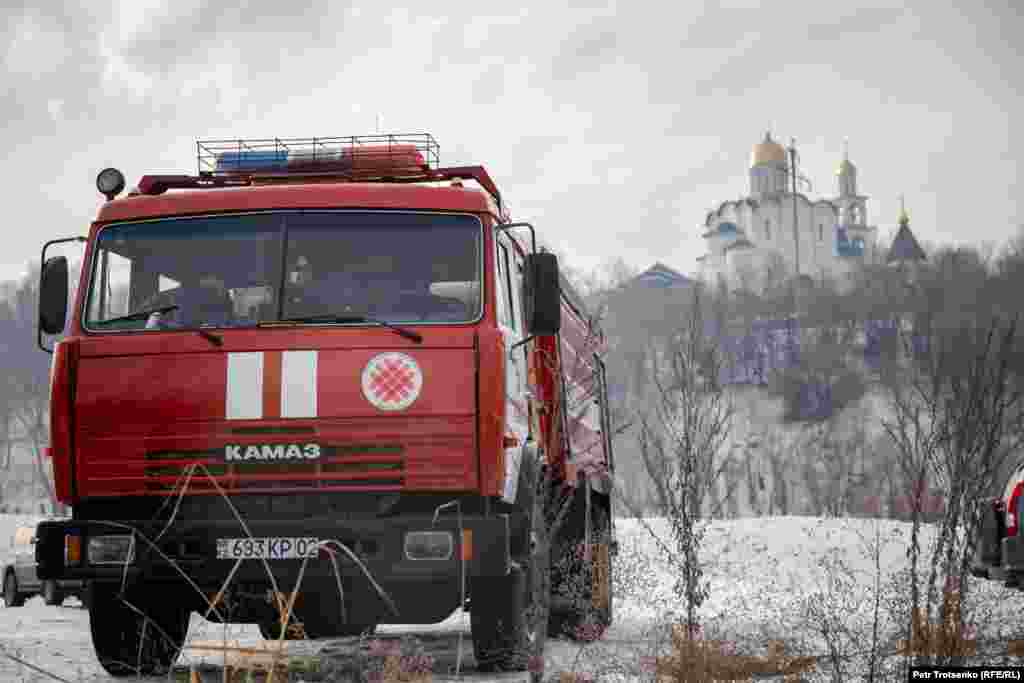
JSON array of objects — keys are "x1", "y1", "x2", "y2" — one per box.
[
  {"x1": 198, "y1": 134, "x2": 440, "y2": 177},
  {"x1": 131, "y1": 133, "x2": 505, "y2": 216}
]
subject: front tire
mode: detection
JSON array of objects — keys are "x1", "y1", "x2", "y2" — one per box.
[
  {"x1": 42, "y1": 580, "x2": 64, "y2": 606},
  {"x1": 3, "y1": 572, "x2": 24, "y2": 607},
  {"x1": 89, "y1": 583, "x2": 190, "y2": 677},
  {"x1": 471, "y1": 455, "x2": 549, "y2": 674}
]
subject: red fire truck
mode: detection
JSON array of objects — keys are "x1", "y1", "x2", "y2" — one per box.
[{"x1": 34, "y1": 134, "x2": 615, "y2": 675}]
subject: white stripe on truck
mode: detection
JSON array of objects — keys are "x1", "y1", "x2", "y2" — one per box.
[
  {"x1": 226, "y1": 352, "x2": 263, "y2": 419},
  {"x1": 281, "y1": 350, "x2": 318, "y2": 418}
]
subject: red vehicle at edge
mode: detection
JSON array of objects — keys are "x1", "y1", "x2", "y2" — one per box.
[{"x1": 34, "y1": 134, "x2": 615, "y2": 676}]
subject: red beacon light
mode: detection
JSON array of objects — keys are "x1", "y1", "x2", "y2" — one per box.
[{"x1": 342, "y1": 144, "x2": 429, "y2": 177}]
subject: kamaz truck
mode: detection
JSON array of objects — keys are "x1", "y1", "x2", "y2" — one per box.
[{"x1": 33, "y1": 134, "x2": 615, "y2": 676}]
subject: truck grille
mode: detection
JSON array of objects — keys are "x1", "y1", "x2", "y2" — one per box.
[{"x1": 142, "y1": 444, "x2": 405, "y2": 493}]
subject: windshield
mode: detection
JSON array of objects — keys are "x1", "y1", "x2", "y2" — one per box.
[{"x1": 84, "y1": 211, "x2": 483, "y2": 331}]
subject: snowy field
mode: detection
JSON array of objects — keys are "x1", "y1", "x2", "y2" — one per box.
[{"x1": 1, "y1": 513, "x2": 1023, "y2": 681}]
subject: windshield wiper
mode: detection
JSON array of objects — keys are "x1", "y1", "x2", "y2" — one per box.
[
  {"x1": 94, "y1": 304, "x2": 224, "y2": 346},
  {"x1": 93, "y1": 304, "x2": 179, "y2": 325},
  {"x1": 270, "y1": 314, "x2": 423, "y2": 343},
  {"x1": 195, "y1": 327, "x2": 224, "y2": 347}
]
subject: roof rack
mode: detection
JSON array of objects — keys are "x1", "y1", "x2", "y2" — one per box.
[
  {"x1": 196, "y1": 133, "x2": 441, "y2": 176},
  {"x1": 132, "y1": 133, "x2": 505, "y2": 216}
]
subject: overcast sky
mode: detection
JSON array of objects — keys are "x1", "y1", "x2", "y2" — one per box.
[{"x1": 3, "y1": 0, "x2": 1021, "y2": 283}]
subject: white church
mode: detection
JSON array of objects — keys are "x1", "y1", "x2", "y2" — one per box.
[{"x1": 697, "y1": 132, "x2": 878, "y2": 293}]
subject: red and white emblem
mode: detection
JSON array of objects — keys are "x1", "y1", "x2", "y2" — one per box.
[{"x1": 361, "y1": 352, "x2": 423, "y2": 411}]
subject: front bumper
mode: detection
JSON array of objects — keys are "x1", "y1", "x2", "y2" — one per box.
[
  {"x1": 1004, "y1": 535, "x2": 1024, "y2": 577},
  {"x1": 972, "y1": 497, "x2": 1006, "y2": 579},
  {"x1": 35, "y1": 514, "x2": 510, "y2": 592},
  {"x1": 971, "y1": 497, "x2": 1024, "y2": 586}
]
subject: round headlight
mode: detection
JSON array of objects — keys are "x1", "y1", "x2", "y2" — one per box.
[{"x1": 96, "y1": 168, "x2": 126, "y2": 200}]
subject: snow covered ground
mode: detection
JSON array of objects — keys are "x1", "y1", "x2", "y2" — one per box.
[{"x1": 1, "y1": 514, "x2": 1023, "y2": 682}]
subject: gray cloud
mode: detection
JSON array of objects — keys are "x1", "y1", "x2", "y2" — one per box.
[
  {"x1": 1, "y1": 5, "x2": 111, "y2": 137},
  {"x1": 471, "y1": 61, "x2": 509, "y2": 106},
  {"x1": 0, "y1": 0, "x2": 1022, "y2": 285},
  {"x1": 549, "y1": 24, "x2": 620, "y2": 82},
  {"x1": 802, "y1": 5, "x2": 909, "y2": 43},
  {"x1": 684, "y1": 5, "x2": 911, "y2": 99},
  {"x1": 115, "y1": 1, "x2": 344, "y2": 75}
]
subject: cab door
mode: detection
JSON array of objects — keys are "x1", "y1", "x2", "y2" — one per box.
[{"x1": 495, "y1": 236, "x2": 530, "y2": 503}]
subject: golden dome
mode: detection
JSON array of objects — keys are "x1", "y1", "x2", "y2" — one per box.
[
  {"x1": 750, "y1": 132, "x2": 787, "y2": 167},
  {"x1": 898, "y1": 196, "x2": 909, "y2": 225},
  {"x1": 836, "y1": 158, "x2": 856, "y2": 175}
]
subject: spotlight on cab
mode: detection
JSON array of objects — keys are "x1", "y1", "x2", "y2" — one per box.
[{"x1": 96, "y1": 168, "x2": 126, "y2": 201}]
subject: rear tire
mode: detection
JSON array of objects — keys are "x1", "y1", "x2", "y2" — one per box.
[
  {"x1": 3, "y1": 572, "x2": 24, "y2": 607},
  {"x1": 43, "y1": 580, "x2": 65, "y2": 606},
  {"x1": 89, "y1": 583, "x2": 190, "y2": 677},
  {"x1": 548, "y1": 502, "x2": 613, "y2": 641}
]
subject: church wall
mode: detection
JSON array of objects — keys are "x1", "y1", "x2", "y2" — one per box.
[
  {"x1": 812, "y1": 204, "x2": 841, "y2": 281},
  {"x1": 706, "y1": 231, "x2": 729, "y2": 270},
  {"x1": 715, "y1": 199, "x2": 853, "y2": 287},
  {"x1": 751, "y1": 200, "x2": 821, "y2": 278},
  {"x1": 727, "y1": 247, "x2": 768, "y2": 291}
]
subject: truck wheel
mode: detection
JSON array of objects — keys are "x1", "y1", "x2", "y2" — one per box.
[
  {"x1": 3, "y1": 572, "x2": 24, "y2": 607},
  {"x1": 548, "y1": 503, "x2": 613, "y2": 641},
  {"x1": 43, "y1": 580, "x2": 65, "y2": 606},
  {"x1": 89, "y1": 583, "x2": 190, "y2": 677},
  {"x1": 471, "y1": 455, "x2": 549, "y2": 673}
]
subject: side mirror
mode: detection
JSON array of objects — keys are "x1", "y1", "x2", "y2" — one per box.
[
  {"x1": 39, "y1": 256, "x2": 69, "y2": 336},
  {"x1": 523, "y1": 252, "x2": 561, "y2": 336}
]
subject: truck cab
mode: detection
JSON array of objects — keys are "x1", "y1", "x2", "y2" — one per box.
[{"x1": 34, "y1": 134, "x2": 614, "y2": 676}]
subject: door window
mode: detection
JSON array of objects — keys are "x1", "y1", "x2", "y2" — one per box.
[
  {"x1": 87, "y1": 250, "x2": 133, "y2": 321},
  {"x1": 509, "y1": 248, "x2": 526, "y2": 337},
  {"x1": 495, "y1": 241, "x2": 515, "y2": 330}
]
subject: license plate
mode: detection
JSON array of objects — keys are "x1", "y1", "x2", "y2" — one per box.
[{"x1": 215, "y1": 537, "x2": 320, "y2": 560}]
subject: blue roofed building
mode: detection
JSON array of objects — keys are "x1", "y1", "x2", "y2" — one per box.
[
  {"x1": 886, "y1": 204, "x2": 927, "y2": 265},
  {"x1": 628, "y1": 262, "x2": 693, "y2": 290}
]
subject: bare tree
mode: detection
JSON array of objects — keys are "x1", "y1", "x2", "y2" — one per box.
[
  {"x1": 760, "y1": 430, "x2": 790, "y2": 516},
  {"x1": 636, "y1": 287, "x2": 734, "y2": 633},
  {"x1": 3, "y1": 268, "x2": 59, "y2": 510},
  {"x1": 883, "y1": 313, "x2": 1024, "y2": 665}
]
